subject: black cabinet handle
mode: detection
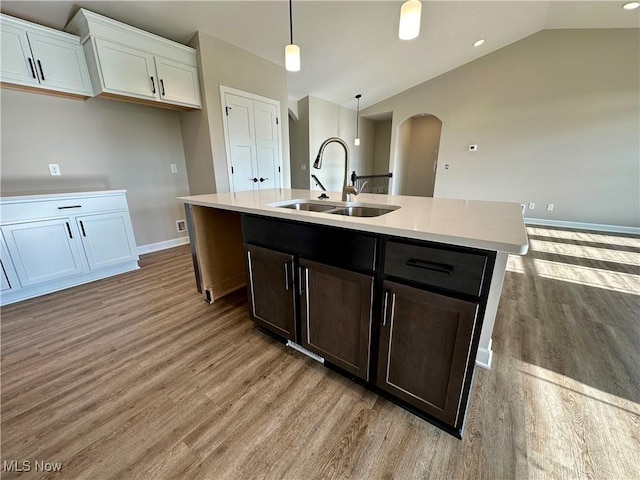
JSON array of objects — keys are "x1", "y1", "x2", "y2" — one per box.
[
  {"x1": 284, "y1": 262, "x2": 288, "y2": 291},
  {"x1": 150, "y1": 76, "x2": 156, "y2": 94},
  {"x1": 252, "y1": 178, "x2": 258, "y2": 183},
  {"x1": 80, "y1": 221, "x2": 87, "y2": 237},
  {"x1": 259, "y1": 177, "x2": 269, "y2": 183},
  {"x1": 27, "y1": 58, "x2": 36, "y2": 79},
  {"x1": 65, "y1": 222, "x2": 73, "y2": 239},
  {"x1": 58, "y1": 205, "x2": 81, "y2": 210},
  {"x1": 37, "y1": 60, "x2": 45, "y2": 80},
  {"x1": 160, "y1": 78, "x2": 165, "y2": 96},
  {"x1": 298, "y1": 267, "x2": 305, "y2": 295},
  {"x1": 405, "y1": 258, "x2": 454, "y2": 275}
]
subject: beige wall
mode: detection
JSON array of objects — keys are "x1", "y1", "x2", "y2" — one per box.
[
  {"x1": 373, "y1": 120, "x2": 392, "y2": 175},
  {"x1": 0, "y1": 89, "x2": 190, "y2": 247},
  {"x1": 180, "y1": 31, "x2": 291, "y2": 195},
  {"x1": 404, "y1": 115, "x2": 442, "y2": 197},
  {"x1": 289, "y1": 97, "x2": 310, "y2": 189},
  {"x1": 363, "y1": 29, "x2": 640, "y2": 227}
]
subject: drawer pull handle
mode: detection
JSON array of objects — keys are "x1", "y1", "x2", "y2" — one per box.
[
  {"x1": 406, "y1": 258, "x2": 454, "y2": 275},
  {"x1": 65, "y1": 221, "x2": 73, "y2": 239},
  {"x1": 80, "y1": 221, "x2": 87, "y2": 237},
  {"x1": 58, "y1": 205, "x2": 82, "y2": 210}
]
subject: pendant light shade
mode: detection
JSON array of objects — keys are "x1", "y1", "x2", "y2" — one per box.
[
  {"x1": 285, "y1": 0, "x2": 300, "y2": 72},
  {"x1": 399, "y1": 0, "x2": 422, "y2": 40},
  {"x1": 354, "y1": 94, "x2": 361, "y2": 146},
  {"x1": 285, "y1": 44, "x2": 300, "y2": 72}
]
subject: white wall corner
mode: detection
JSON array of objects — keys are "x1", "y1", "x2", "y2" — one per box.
[
  {"x1": 137, "y1": 236, "x2": 190, "y2": 255},
  {"x1": 288, "y1": 98, "x2": 299, "y2": 121}
]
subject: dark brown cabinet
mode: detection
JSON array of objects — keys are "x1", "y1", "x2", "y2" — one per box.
[
  {"x1": 300, "y1": 259, "x2": 373, "y2": 380},
  {"x1": 245, "y1": 244, "x2": 296, "y2": 341},
  {"x1": 376, "y1": 280, "x2": 479, "y2": 428}
]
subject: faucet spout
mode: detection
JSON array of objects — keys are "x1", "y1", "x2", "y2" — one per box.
[{"x1": 313, "y1": 137, "x2": 351, "y2": 201}]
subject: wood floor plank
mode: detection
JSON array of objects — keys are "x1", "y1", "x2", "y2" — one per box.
[{"x1": 2, "y1": 227, "x2": 639, "y2": 479}]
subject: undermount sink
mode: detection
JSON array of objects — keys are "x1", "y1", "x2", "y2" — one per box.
[
  {"x1": 271, "y1": 200, "x2": 399, "y2": 218},
  {"x1": 327, "y1": 206, "x2": 396, "y2": 217},
  {"x1": 280, "y1": 201, "x2": 336, "y2": 212}
]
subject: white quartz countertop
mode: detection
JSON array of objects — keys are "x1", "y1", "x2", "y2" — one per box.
[{"x1": 177, "y1": 189, "x2": 529, "y2": 254}]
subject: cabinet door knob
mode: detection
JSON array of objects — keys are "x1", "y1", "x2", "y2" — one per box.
[
  {"x1": 37, "y1": 60, "x2": 45, "y2": 80},
  {"x1": 27, "y1": 58, "x2": 36, "y2": 79}
]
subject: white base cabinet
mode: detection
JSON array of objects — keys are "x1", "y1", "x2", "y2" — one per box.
[{"x1": 0, "y1": 191, "x2": 139, "y2": 306}]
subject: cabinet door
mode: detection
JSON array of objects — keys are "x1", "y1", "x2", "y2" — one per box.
[
  {"x1": 0, "y1": 22, "x2": 38, "y2": 86},
  {"x1": 300, "y1": 259, "x2": 373, "y2": 380},
  {"x1": 26, "y1": 30, "x2": 92, "y2": 95},
  {"x1": 1, "y1": 219, "x2": 85, "y2": 287},
  {"x1": 76, "y1": 212, "x2": 138, "y2": 271},
  {"x1": 377, "y1": 280, "x2": 478, "y2": 427},
  {"x1": 245, "y1": 244, "x2": 296, "y2": 341},
  {"x1": 94, "y1": 38, "x2": 158, "y2": 100},
  {"x1": 155, "y1": 56, "x2": 201, "y2": 108},
  {"x1": 0, "y1": 236, "x2": 20, "y2": 292}
]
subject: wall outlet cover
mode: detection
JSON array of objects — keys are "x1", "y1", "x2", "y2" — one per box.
[
  {"x1": 547, "y1": 203, "x2": 554, "y2": 211},
  {"x1": 49, "y1": 164, "x2": 61, "y2": 176}
]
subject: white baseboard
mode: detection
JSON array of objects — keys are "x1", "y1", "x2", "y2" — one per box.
[
  {"x1": 475, "y1": 346, "x2": 493, "y2": 370},
  {"x1": 137, "y1": 236, "x2": 190, "y2": 255},
  {"x1": 525, "y1": 218, "x2": 640, "y2": 235}
]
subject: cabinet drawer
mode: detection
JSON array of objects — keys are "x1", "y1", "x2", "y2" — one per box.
[
  {"x1": 1, "y1": 194, "x2": 128, "y2": 223},
  {"x1": 384, "y1": 241, "x2": 487, "y2": 297}
]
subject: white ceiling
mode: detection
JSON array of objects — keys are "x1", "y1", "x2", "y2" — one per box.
[{"x1": 1, "y1": 1, "x2": 637, "y2": 109}]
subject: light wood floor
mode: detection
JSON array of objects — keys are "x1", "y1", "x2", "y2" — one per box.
[{"x1": 1, "y1": 226, "x2": 639, "y2": 479}]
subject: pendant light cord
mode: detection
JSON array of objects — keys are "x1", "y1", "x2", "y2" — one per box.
[
  {"x1": 289, "y1": 0, "x2": 294, "y2": 44},
  {"x1": 356, "y1": 94, "x2": 361, "y2": 137}
]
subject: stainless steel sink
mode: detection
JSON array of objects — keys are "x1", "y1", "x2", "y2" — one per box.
[
  {"x1": 280, "y1": 202, "x2": 336, "y2": 212},
  {"x1": 270, "y1": 199, "x2": 400, "y2": 217},
  {"x1": 327, "y1": 206, "x2": 396, "y2": 217}
]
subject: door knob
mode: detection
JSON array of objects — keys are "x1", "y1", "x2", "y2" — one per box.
[
  {"x1": 252, "y1": 178, "x2": 258, "y2": 183},
  {"x1": 259, "y1": 177, "x2": 269, "y2": 182}
]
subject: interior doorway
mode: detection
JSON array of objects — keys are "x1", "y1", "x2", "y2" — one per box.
[{"x1": 395, "y1": 114, "x2": 442, "y2": 197}]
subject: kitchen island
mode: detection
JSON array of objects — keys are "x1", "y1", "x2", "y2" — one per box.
[{"x1": 178, "y1": 188, "x2": 528, "y2": 436}]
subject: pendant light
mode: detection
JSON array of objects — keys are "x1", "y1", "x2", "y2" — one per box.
[
  {"x1": 354, "y1": 94, "x2": 362, "y2": 146},
  {"x1": 285, "y1": 0, "x2": 300, "y2": 72},
  {"x1": 399, "y1": 0, "x2": 422, "y2": 40}
]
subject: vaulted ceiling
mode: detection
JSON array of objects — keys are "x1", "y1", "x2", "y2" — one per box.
[{"x1": 2, "y1": 1, "x2": 638, "y2": 109}]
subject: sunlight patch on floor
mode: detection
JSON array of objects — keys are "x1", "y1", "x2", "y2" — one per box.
[
  {"x1": 526, "y1": 227, "x2": 640, "y2": 248},
  {"x1": 529, "y1": 239, "x2": 640, "y2": 266}
]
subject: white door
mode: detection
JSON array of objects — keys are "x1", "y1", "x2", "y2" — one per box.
[
  {"x1": 253, "y1": 100, "x2": 280, "y2": 190},
  {"x1": 0, "y1": 23, "x2": 38, "y2": 86},
  {"x1": 94, "y1": 38, "x2": 158, "y2": 100},
  {"x1": 155, "y1": 56, "x2": 201, "y2": 108},
  {"x1": 1, "y1": 219, "x2": 85, "y2": 287},
  {"x1": 27, "y1": 30, "x2": 92, "y2": 95},
  {"x1": 222, "y1": 89, "x2": 283, "y2": 193},
  {"x1": 76, "y1": 213, "x2": 138, "y2": 270},
  {"x1": 225, "y1": 93, "x2": 258, "y2": 192}
]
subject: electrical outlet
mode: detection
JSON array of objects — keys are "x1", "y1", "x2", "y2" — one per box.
[
  {"x1": 528, "y1": 202, "x2": 535, "y2": 210},
  {"x1": 547, "y1": 203, "x2": 554, "y2": 211},
  {"x1": 301, "y1": 164, "x2": 307, "y2": 171},
  {"x1": 468, "y1": 144, "x2": 478, "y2": 152},
  {"x1": 176, "y1": 220, "x2": 186, "y2": 232},
  {"x1": 170, "y1": 164, "x2": 178, "y2": 174},
  {"x1": 49, "y1": 164, "x2": 61, "y2": 176}
]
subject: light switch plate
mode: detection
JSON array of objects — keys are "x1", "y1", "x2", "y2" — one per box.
[{"x1": 170, "y1": 164, "x2": 178, "y2": 174}]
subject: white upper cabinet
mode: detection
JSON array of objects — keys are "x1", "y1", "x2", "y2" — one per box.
[
  {"x1": 65, "y1": 9, "x2": 202, "y2": 110},
  {"x1": 0, "y1": 14, "x2": 93, "y2": 97}
]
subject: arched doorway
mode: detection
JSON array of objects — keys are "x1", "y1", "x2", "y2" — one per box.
[{"x1": 395, "y1": 114, "x2": 442, "y2": 197}]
